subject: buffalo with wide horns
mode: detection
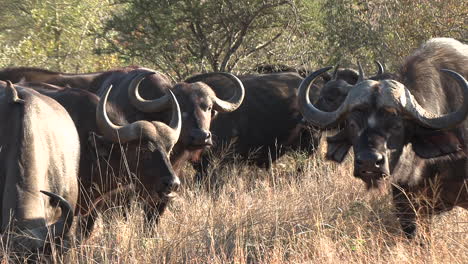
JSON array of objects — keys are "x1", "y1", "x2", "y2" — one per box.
[
  {"x1": 17, "y1": 71, "x2": 182, "y2": 234},
  {"x1": 299, "y1": 38, "x2": 468, "y2": 238},
  {"x1": 188, "y1": 64, "x2": 384, "y2": 180},
  {"x1": 0, "y1": 66, "x2": 245, "y2": 222}
]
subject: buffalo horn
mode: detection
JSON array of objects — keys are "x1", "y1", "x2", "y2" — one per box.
[
  {"x1": 13, "y1": 191, "x2": 74, "y2": 250},
  {"x1": 298, "y1": 66, "x2": 350, "y2": 128},
  {"x1": 5, "y1": 81, "x2": 24, "y2": 104},
  {"x1": 128, "y1": 71, "x2": 173, "y2": 112},
  {"x1": 40, "y1": 190, "x2": 74, "y2": 239},
  {"x1": 97, "y1": 83, "x2": 181, "y2": 145},
  {"x1": 403, "y1": 69, "x2": 468, "y2": 129},
  {"x1": 357, "y1": 61, "x2": 366, "y2": 83},
  {"x1": 151, "y1": 90, "x2": 182, "y2": 147},
  {"x1": 186, "y1": 72, "x2": 245, "y2": 113},
  {"x1": 331, "y1": 64, "x2": 340, "y2": 80},
  {"x1": 375, "y1": 60, "x2": 384, "y2": 76},
  {"x1": 97, "y1": 84, "x2": 151, "y2": 143}
]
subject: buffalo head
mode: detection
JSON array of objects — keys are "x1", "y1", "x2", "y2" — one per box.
[
  {"x1": 299, "y1": 66, "x2": 468, "y2": 189},
  {"x1": 95, "y1": 80, "x2": 182, "y2": 201},
  {"x1": 127, "y1": 72, "x2": 245, "y2": 150},
  {"x1": 314, "y1": 61, "x2": 388, "y2": 113}
]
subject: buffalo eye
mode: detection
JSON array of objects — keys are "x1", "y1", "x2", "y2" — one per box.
[{"x1": 200, "y1": 103, "x2": 211, "y2": 112}]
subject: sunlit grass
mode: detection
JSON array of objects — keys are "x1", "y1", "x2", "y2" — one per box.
[{"x1": 2, "y1": 143, "x2": 467, "y2": 263}]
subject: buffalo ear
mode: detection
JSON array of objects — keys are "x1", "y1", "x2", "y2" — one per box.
[
  {"x1": 326, "y1": 129, "x2": 352, "y2": 163},
  {"x1": 88, "y1": 132, "x2": 114, "y2": 159},
  {"x1": 411, "y1": 128, "x2": 464, "y2": 159}
]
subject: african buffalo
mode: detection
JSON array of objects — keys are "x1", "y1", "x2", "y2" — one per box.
[
  {"x1": 124, "y1": 70, "x2": 245, "y2": 175},
  {"x1": 0, "y1": 81, "x2": 79, "y2": 256},
  {"x1": 185, "y1": 72, "x2": 316, "y2": 175},
  {"x1": 0, "y1": 66, "x2": 245, "y2": 223},
  {"x1": 18, "y1": 72, "x2": 182, "y2": 231},
  {"x1": 314, "y1": 61, "x2": 393, "y2": 114},
  {"x1": 187, "y1": 64, "x2": 384, "y2": 179},
  {"x1": 299, "y1": 38, "x2": 468, "y2": 238},
  {"x1": 0, "y1": 66, "x2": 245, "y2": 175}
]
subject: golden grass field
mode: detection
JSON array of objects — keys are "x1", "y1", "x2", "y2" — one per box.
[{"x1": 3, "y1": 143, "x2": 468, "y2": 263}]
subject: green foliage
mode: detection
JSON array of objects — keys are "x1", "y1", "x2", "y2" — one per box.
[
  {"x1": 0, "y1": 0, "x2": 120, "y2": 72},
  {"x1": 235, "y1": 0, "x2": 331, "y2": 73},
  {"x1": 103, "y1": 0, "x2": 299, "y2": 79},
  {"x1": 321, "y1": 0, "x2": 468, "y2": 72},
  {"x1": 0, "y1": 0, "x2": 465, "y2": 76}
]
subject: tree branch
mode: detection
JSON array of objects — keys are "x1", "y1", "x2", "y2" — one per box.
[
  {"x1": 245, "y1": 32, "x2": 282, "y2": 57},
  {"x1": 219, "y1": 1, "x2": 290, "y2": 71}
]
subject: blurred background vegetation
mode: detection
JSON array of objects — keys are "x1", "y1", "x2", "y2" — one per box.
[{"x1": 0, "y1": 0, "x2": 466, "y2": 80}]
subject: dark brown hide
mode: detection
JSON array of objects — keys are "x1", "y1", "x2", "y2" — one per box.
[
  {"x1": 184, "y1": 72, "x2": 322, "y2": 180},
  {"x1": 17, "y1": 80, "x2": 181, "y2": 232},
  {"x1": 0, "y1": 66, "x2": 242, "y2": 174},
  {"x1": 0, "y1": 66, "x2": 244, "y2": 223},
  {"x1": 0, "y1": 82, "x2": 79, "y2": 255},
  {"x1": 299, "y1": 38, "x2": 468, "y2": 238}
]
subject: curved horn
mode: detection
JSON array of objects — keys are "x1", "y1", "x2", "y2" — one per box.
[
  {"x1": 151, "y1": 90, "x2": 182, "y2": 147},
  {"x1": 40, "y1": 190, "x2": 74, "y2": 239},
  {"x1": 357, "y1": 61, "x2": 366, "y2": 83},
  {"x1": 213, "y1": 73, "x2": 245, "y2": 112},
  {"x1": 186, "y1": 72, "x2": 245, "y2": 113},
  {"x1": 299, "y1": 66, "x2": 350, "y2": 128},
  {"x1": 374, "y1": 60, "x2": 384, "y2": 76},
  {"x1": 13, "y1": 191, "x2": 75, "y2": 250},
  {"x1": 332, "y1": 64, "x2": 340, "y2": 80},
  {"x1": 5, "y1": 81, "x2": 24, "y2": 104},
  {"x1": 96, "y1": 84, "x2": 156, "y2": 143},
  {"x1": 128, "y1": 71, "x2": 172, "y2": 112},
  {"x1": 403, "y1": 69, "x2": 468, "y2": 129}
]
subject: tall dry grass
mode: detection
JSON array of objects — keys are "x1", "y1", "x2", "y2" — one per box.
[{"x1": 2, "y1": 146, "x2": 467, "y2": 263}]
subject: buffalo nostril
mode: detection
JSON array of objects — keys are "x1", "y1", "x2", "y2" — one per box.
[
  {"x1": 164, "y1": 177, "x2": 181, "y2": 192},
  {"x1": 375, "y1": 153, "x2": 384, "y2": 167},
  {"x1": 190, "y1": 130, "x2": 211, "y2": 144},
  {"x1": 376, "y1": 158, "x2": 384, "y2": 166},
  {"x1": 356, "y1": 152, "x2": 384, "y2": 169},
  {"x1": 169, "y1": 182, "x2": 180, "y2": 192}
]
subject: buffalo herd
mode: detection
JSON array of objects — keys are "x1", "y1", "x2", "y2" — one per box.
[{"x1": 0, "y1": 37, "x2": 466, "y2": 258}]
